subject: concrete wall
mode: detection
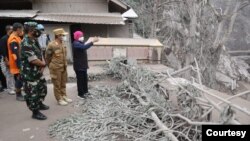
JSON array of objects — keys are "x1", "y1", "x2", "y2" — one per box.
[
  {"x1": 108, "y1": 23, "x2": 130, "y2": 38},
  {"x1": 88, "y1": 46, "x2": 162, "y2": 62},
  {"x1": 88, "y1": 47, "x2": 113, "y2": 60},
  {"x1": 81, "y1": 24, "x2": 131, "y2": 38},
  {"x1": 43, "y1": 24, "x2": 73, "y2": 62},
  {"x1": 32, "y1": 0, "x2": 108, "y2": 13},
  {"x1": 127, "y1": 47, "x2": 149, "y2": 60}
]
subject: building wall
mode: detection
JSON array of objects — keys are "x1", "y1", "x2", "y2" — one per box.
[
  {"x1": 108, "y1": 24, "x2": 130, "y2": 38},
  {"x1": 32, "y1": 0, "x2": 133, "y2": 40},
  {"x1": 0, "y1": 0, "x2": 32, "y2": 10},
  {"x1": 108, "y1": 21, "x2": 133, "y2": 38},
  {"x1": 32, "y1": 0, "x2": 108, "y2": 13},
  {"x1": 43, "y1": 24, "x2": 73, "y2": 62},
  {"x1": 42, "y1": 23, "x2": 132, "y2": 62},
  {"x1": 88, "y1": 46, "x2": 162, "y2": 62},
  {"x1": 80, "y1": 24, "x2": 131, "y2": 38},
  {"x1": 81, "y1": 24, "x2": 108, "y2": 38}
]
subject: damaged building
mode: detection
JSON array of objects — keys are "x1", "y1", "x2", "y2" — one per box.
[{"x1": 0, "y1": 0, "x2": 163, "y2": 62}]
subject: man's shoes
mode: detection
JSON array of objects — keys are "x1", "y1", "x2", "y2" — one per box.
[
  {"x1": 63, "y1": 96, "x2": 73, "y2": 103},
  {"x1": 32, "y1": 111, "x2": 47, "y2": 120},
  {"x1": 39, "y1": 103, "x2": 49, "y2": 110},
  {"x1": 77, "y1": 95, "x2": 87, "y2": 100},
  {"x1": 0, "y1": 87, "x2": 4, "y2": 92},
  {"x1": 16, "y1": 94, "x2": 25, "y2": 101},
  {"x1": 58, "y1": 100, "x2": 68, "y2": 106},
  {"x1": 8, "y1": 90, "x2": 15, "y2": 95}
]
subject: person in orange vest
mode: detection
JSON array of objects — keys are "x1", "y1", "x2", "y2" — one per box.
[{"x1": 7, "y1": 23, "x2": 25, "y2": 101}]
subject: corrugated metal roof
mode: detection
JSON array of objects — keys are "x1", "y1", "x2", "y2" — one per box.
[
  {"x1": 0, "y1": 10, "x2": 38, "y2": 18},
  {"x1": 93, "y1": 38, "x2": 163, "y2": 47},
  {"x1": 34, "y1": 13, "x2": 125, "y2": 25}
]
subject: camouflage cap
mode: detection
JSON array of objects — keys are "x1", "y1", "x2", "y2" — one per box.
[{"x1": 24, "y1": 22, "x2": 38, "y2": 29}]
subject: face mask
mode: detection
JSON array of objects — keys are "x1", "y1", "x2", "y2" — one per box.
[
  {"x1": 79, "y1": 37, "x2": 84, "y2": 42},
  {"x1": 62, "y1": 36, "x2": 67, "y2": 41},
  {"x1": 33, "y1": 30, "x2": 41, "y2": 38}
]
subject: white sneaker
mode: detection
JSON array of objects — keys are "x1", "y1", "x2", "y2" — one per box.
[
  {"x1": 58, "y1": 100, "x2": 68, "y2": 106},
  {"x1": 8, "y1": 90, "x2": 15, "y2": 95},
  {"x1": 63, "y1": 96, "x2": 73, "y2": 103}
]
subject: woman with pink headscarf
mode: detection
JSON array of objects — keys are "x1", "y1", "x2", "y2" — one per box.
[{"x1": 72, "y1": 31, "x2": 99, "y2": 99}]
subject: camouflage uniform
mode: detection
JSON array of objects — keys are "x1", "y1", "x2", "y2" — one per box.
[{"x1": 20, "y1": 34, "x2": 47, "y2": 111}]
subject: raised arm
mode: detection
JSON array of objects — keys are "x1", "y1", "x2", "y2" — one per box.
[{"x1": 10, "y1": 41, "x2": 20, "y2": 68}]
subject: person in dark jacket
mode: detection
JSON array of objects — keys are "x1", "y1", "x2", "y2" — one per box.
[
  {"x1": 72, "y1": 31, "x2": 99, "y2": 99},
  {"x1": 0, "y1": 63, "x2": 6, "y2": 92},
  {"x1": 0, "y1": 25, "x2": 13, "y2": 92},
  {"x1": 0, "y1": 25, "x2": 16, "y2": 95}
]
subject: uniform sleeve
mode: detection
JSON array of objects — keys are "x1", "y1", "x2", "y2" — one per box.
[
  {"x1": 10, "y1": 41, "x2": 21, "y2": 68},
  {"x1": 10, "y1": 42, "x2": 19, "y2": 57},
  {"x1": 73, "y1": 41, "x2": 93, "y2": 50},
  {"x1": 22, "y1": 45, "x2": 38, "y2": 62},
  {"x1": 45, "y1": 43, "x2": 53, "y2": 64}
]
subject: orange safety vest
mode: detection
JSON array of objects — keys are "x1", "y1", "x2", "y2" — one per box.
[{"x1": 7, "y1": 33, "x2": 22, "y2": 75}]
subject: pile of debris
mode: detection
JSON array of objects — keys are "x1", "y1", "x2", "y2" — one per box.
[
  {"x1": 216, "y1": 51, "x2": 250, "y2": 91},
  {"x1": 49, "y1": 57, "x2": 250, "y2": 141}
]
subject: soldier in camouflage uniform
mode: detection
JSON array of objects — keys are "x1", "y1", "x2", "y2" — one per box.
[{"x1": 20, "y1": 22, "x2": 49, "y2": 120}]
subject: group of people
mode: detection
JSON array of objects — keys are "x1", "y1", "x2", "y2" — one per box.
[{"x1": 0, "y1": 22, "x2": 99, "y2": 120}]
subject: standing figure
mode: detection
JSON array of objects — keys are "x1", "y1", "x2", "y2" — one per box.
[
  {"x1": 7, "y1": 23, "x2": 25, "y2": 101},
  {"x1": 46, "y1": 28, "x2": 72, "y2": 106},
  {"x1": 0, "y1": 25, "x2": 15, "y2": 95},
  {"x1": 72, "y1": 31, "x2": 99, "y2": 99},
  {"x1": 21, "y1": 22, "x2": 48, "y2": 120},
  {"x1": 37, "y1": 24, "x2": 50, "y2": 58}
]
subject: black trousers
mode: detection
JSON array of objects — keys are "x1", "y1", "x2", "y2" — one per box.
[
  {"x1": 75, "y1": 70, "x2": 88, "y2": 96},
  {"x1": 14, "y1": 74, "x2": 23, "y2": 94},
  {"x1": 0, "y1": 65, "x2": 7, "y2": 89}
]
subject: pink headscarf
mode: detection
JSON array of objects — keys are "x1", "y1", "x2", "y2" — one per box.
[{"x1": 73, "y1": 31, "x2": 84, "y2": 40}]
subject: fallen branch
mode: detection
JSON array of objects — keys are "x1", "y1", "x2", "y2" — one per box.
[
  {"x1": 165, "y1": 70, "x2": 243, "y2": 124},
  {"x1": 130, "y1": 85, "x2": 179, "y2": 141},
  {"x1": 194, "y1": 57, "x2": 202, "y2": 85},
  {"x1": 151, "y1": 112, "x2": 179, "y2": 141},
  {"x1": 170, "y1": 65, "x2": 193, "y2": 76},
  {"x1": 192, "y1": 83, "x2": 250, "y2": 116},
  {"x1": 225, "y1": 90, "x2": 250, "y2": 102},
  {"x1": 205, "y1": 90, "x2": 250, "y2": 118},
  {"x1": 171, "y1": 114, "x2": 221, "y2": 125}
]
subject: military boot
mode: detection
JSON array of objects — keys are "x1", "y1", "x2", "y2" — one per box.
[
  {"x1": 32, "y1": 110, "x2": 47, "y2": 120},
  {"x1": 39, "y1": 102, "x2": 50, "y2": 110}
]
